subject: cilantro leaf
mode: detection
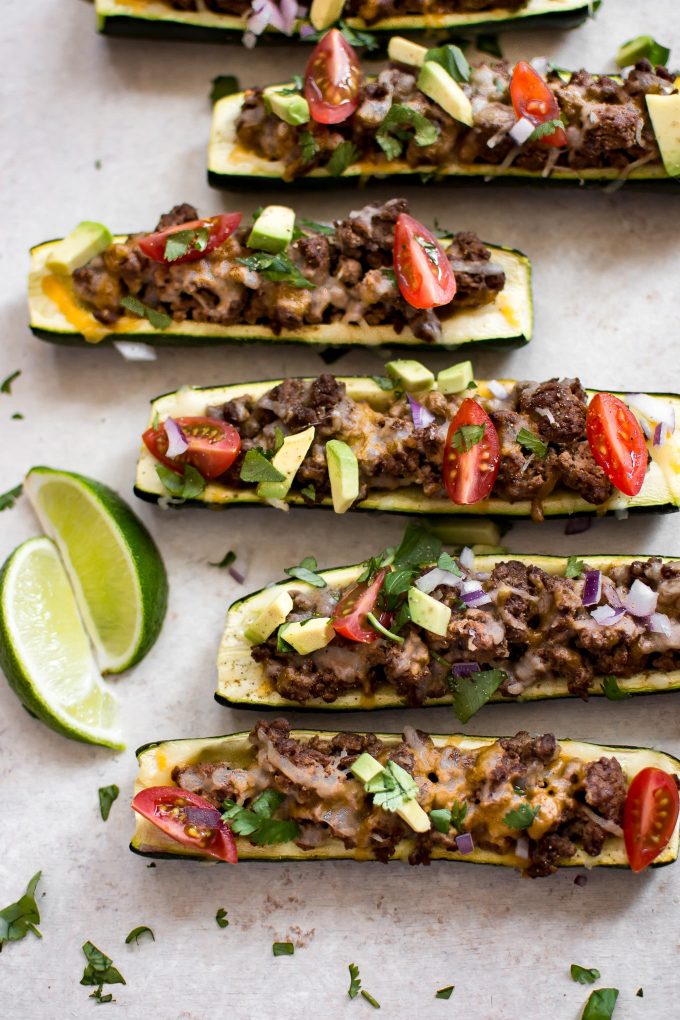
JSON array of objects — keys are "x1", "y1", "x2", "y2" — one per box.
[
  {"x1": 215, "y1": 908, "x2": 229, "y2": 929},
  {"x1": 98, "y1": 785, "x2": 119, "y2": 821},
  {"x1": 298, "y1": 218, "x2": 333, "y2": 236},
  {"x1": 430, "y1": 800, "x2": 467, "y2": 834},
  {"x1": 436, "y1": 986, "x2": 455, "y2": 999},
  {"x1": 300, "y1": 484, "x2": 316, "y2": 501},
  {"x1": 156, "y1": 463, "x2": 206, "y2": 500},
  {"x1": 0, "y1": 483, "x2": 23, "y2": 512},
  {"x1": 210, "y1": 75, "x2": 239, "y2": 103},
  {"x1": 252, "y1": 788, "x2": 285, "y2": 816},
  {"x1": 209, "y1": 550, "x2": 236, "y2": 568},
  {"x1": 250, "y1": 819, "x2": 300, "y2": 845},
  {"x1": 503, "y1": 801, "x2": 539, "y2": 830},
  {"x1": 528, "y1": 118, "x2": 564, "y2": 142},
  {"x1": 382, "y1": 568, "x2": 416, "y2": 607},
  {"x1": 565, "y1": 556, "x2": 584, "y2": 578},
  {"x1": 236, "y1": 251, "x2": 314, "y2": 290},
  {"x1": 299, "y1": 130, "x2": 319, "y2": 164},
  {"x1": 0, "y1": 370, "x2": 21, "y2": 394},
  {"x1": 0, "y1": 872, "x2": 42, "y2": 950},
  {"x1": 451, "y1": 423, "x2": 485, "y2": 453},
  {"x1": 365, "y1": 760, "x2": 418, "y2": 812},
  {"x1": 80, "y1": 941, "x2": 126, "y2": 988},
  {"x1": 437, "y1": 551, "x2": 462, "y2": 574},
  {"x1": 425, "y1": 44, "x2": 470, "y2": 82},
  {"x1": 367, "y1": 612, "x2": 404, "y2": 644},
  {"x1": 571, "y1": 965, "x2": 601, "y2": 985},
  {"x1": 272, "y1": 941, "x2": 295, "y2": 956},
  {"x1": 327, "y1": 141, "x2": 359, "y2": 177},
  {"x1": 222, "y1": 793, "x2": 300, "y2": 845},
  {"x1": 376, "y1": 104, "x2": 440, "y2": 161},
  {"x1": 601, "y1": 675, "x2": 630, "y2": 701},
  {"x1": 361, "y1": 990, "x2": 381, "y2": 1009},
  {"x1": 164, "y1": 226, "x2": 209, "y2": 263},
  {"x1": 450, "y1": 668, "x2": 506, "y2": 723},
  {"x1": 90, "y1": 987, "x2": 114, "y2": 1003},
  {"x1": 348, "y1": 963, "x2": 362, "y2": 998},
  {"x1": 120, "y1": 294, "x2": 171, "y2": 330},
  {"x1": 239, "y1": 449, "x2": 286, "y2": 484},
  {"x1": 338, "y1": 20, "x2": 378, "y2": 51},
  {"x1": 284, "y1": 555, "x2": 327, "y2": 588},
  {"x1": 516, "y1": 427, "x2": 548, "y2": 459},
  {"x1": 581, "y1": 988, "x2": 619, "y2": 1020},
  {"x1": 475, "y1": 33, "x2": 502, "y2": 59},
  {"x1": 450, "y1": 800, "x2": 467, "y2": 831},
  {"x1": 125, "y1": 925, "x2": 154, "y2": 945},
  {"x1": 273, "y1": 426, "x2": 285, "y2": 454},
  {"x1": 393, "y1": 523, "x2": 442, "y2": 570}
]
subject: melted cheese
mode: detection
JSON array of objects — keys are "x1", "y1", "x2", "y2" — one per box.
[{"x1": 41, "y1": 275, "x2": 108, "y2": 344}]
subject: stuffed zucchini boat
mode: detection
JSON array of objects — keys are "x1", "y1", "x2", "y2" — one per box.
[
  {"x1": 217, "y1": 539, "x2": 680, "y2": 712},
  {"x1": 28, "y1": 200, "x2": 531, "y2": 349},
  {"x1": 94, "y1": 0, "x2": 598, "y2": 46},
  {"x1": 209, "y1": 32, "x2": 680, "y2": 188},
  {"x1": 131, "y1": 718, "x2": 680, "y2": 877},
  {"x1": 133, "y1": 369, "x2": 680, "y2": 523}
]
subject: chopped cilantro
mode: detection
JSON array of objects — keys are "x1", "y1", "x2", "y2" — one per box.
[
  {"x1": 450, "y1": 668, "x2": 506, "y2": 723},
  {"x1": 376, "y1": 104, "x2": 440, "y2": 161},
  {"x1": 272, "y1": 941, "x2": 295, "y2": 956},
  {"x1": 239, "y1": 449, "x2": 286, "y2": 484},
  {"x1": 581, "y1": 988, "x2": 619, "y2": 1020},
  {"x1": 284, "y1": 555, "x2": 327, "y2": 588},
  {"x1": 299, "y1": 130, "x2": 319, "y2": 164},
  {"x1": 367, "y1": 612, "x2": 404, "y2": 644},
  {"x1": 371, "y1": 375, "x2": 396, "y2": 391},
  {"x1": 393, "y1": 523, "x2": 442, "y2": 571},
  {"x1": 503, "y1": 802, "x2": 539, "y2": 830},
  {"x1": 0, "y1": 483, "x2": 23, "y2": 512},
  {"x1": 222, "y1": 790, "x2": 300, "y2": 846},
  {"x1": 425, "y1": 44, "x2": 470, "y2": 82},
  {"x1": 451, "y1": 423, "x2": 485, "y2": 453},
  {"x1": 616, "y1": 35, "x2": 670, "y2": 69},
  {"x1": 120, "y1": 294, "x2": 171, "y2": 330},
  {"x1": 450, "y1": 801, "x2": 467, "y2": 831},
  {"x1": 0, "y1": 370, "x2": 21, "y2": 394},
  {"x1": 124, "y1": 926, "x2": 154, "y2": 945},
  {"x1": 215, "y1": 908, "x2": 229, "y2": 929},
  {"x1": 90, "y1": 988, "x2": 113, "y2": 1003},
  {"x1": 164, "y1": 226, "x2": 209, "y2": 263},
  {"x1": 0, "y1": 872, "x2": 42, "y2": 950},
  {"x1": 430, "y1": 800, "x2": 467, "y2": 834},
  {"x1": 565, "y1": 556, "x2": 584, "y2": 578},
  {"x1": 327, "y1": 141, "x2": 359, "y2": 177},
  {"x1": 210, "y1": 75, "x2": 239, "y2": 103},
  {"x1": 337, "y1": 20, "x2": 378, "y2": 51},
  {"x1": 273, "y1": 426, "x2": 285, "y2": 454},
  {"x1": 98, "y1": 785, "x2": 119, "y2": 821},
  {"x1": 437, "y1": 552, "x2": 461, "y2": 575},
  {"x1": 361, "y1": 990, "x2": 381, "y2": 1009},
  {"x1": 237, "y1": 251, "x2": 314, "y2": 290},
  {"x1": 300, "y1": 484, "x2": 316, "y2": 501},
  {"x1": 348, "y1": 962, "x2": 362, "y2": 998},
  {"x1": 365, "y1": 760, "x2": 418, "y2": 812},
  {"x1": 209, "y1": 550, "x2": 236, "y2": 568},
  {"x1": 516, "y1": 427, "x2": 548, "y2": 459},
  {"x1": 436, "y1": 985, "x2": 455, "y2": 1000},
  {"x1": 601, "y1": 676, "x2": 630, "y2": 701},
  {"x1": 156, "y1": 463, "x2": 206, "y2": 500},
  {"x1": 475, "y1": 34, "x2": 502, "y2": 59},
  {"x1": 298, "y1": 218, "x2": 334, "y2": 236},
  {"x1": 528, "y1": 118, "x2": 564, "y2": 142},
  {"x1": 571, "y1": 965, "x2": 601, "y2": 985},
  {"x1": 11, "y1": 413, "x2": 23, "y2": 420},
  {"x1": 80, "y1": 941, "x2": 126, "y2": 1004}
]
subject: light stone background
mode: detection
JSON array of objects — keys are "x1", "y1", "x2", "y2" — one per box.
[{"x1": 1, "y1": 1, "x2": 679, "y2": 1017}]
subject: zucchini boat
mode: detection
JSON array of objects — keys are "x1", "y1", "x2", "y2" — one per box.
[
  {"x1": 28, "y1": 200, "x2": 531, "y2": 349},
  {"x1": 209, "y1": 41, "x2": 679, "y2": 189},
  {"x1": 131, "y1": 720, "x2": 680, "y2": 876},
  {"x1": 94, "y1": 0, "x2": 598, "y2": 46},
  {"x1": 134, "y1": 373, "x2": 680, "y2": 521}
]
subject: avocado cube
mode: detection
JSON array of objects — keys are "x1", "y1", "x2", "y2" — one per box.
[
  {"x1": 309, "y1": 0, "x2": 345, "y2": 30},
  {"x1": 326, "y1": 440, "x2": 359, "y2": 514},
  {"x1": 646, "y1": 94, "x2": 680, "y2": 178},
  {"x1": 408, "y1": 586, "x2": 451, "y2": 637},
  {"x1": 417, "y1": 61, "x2": 473, "y2": 127},
  {"x1": 387, "y1": 36, "x2": 429, "y2": 68},
  {"x1": 437, "y1": 361, "x2": 474, "y2": 394},
  {"x1": 244, "y1": 589, "x2": 294, "y2": 644},
  {"x1": 46, "y1": 221, "x2": 113, "y2": 275},
  {"x1": 258, "y1": 425, "x2": 315, "y2": 501},
  {"x1": 266, "y1": 90, "x2": 310, "y2": 127},
  {"x1": 385, "y1": 359, "x2": 435, "y2": 392},
  {"x1": 350, "y1": 753, "x2": 385, "y2": 784},
  {"x1": 397, "y1": 799, "x2": 431, "y2": 833},
  {"x1": 279, "y1": 617, "x2": 335, "y2": 655},
  {"x1": 248, "y1": 204, "x2": 297, "y2": 255}
]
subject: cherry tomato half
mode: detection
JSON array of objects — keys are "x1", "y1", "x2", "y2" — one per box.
[
  {"x1": 510, "y1": 60, "x2": 567, "y2": 148},
  {"x1": 142, "y1": 416, "x2": 241, "y2": 480},
  {"x1": 623, "y1": 767, "x2": 679, "y2": 873},
  {"x1": 304, "y1": 29, "x2": 362, "y2": 125},
  {"x1": 586, "y1": 392, "x2": 648, "y2": 497},
  {"x1": 132, "y1": 786, "x2": 238, "y2": 863},
  {"x1": 138, "y1": 213, "x2": 242, "y2": 265},
  {"x1": 443, "y1": 398, "x2": 500, "y2": 505},
  {"x1": 333, "y1": 568, "x2": 390, "y2": 643},
  {"x1": 393, "y1": 213, "x2": 457, "y2": 310}
]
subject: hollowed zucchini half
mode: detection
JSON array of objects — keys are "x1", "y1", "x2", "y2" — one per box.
[
  {"x1": 131, "y1": 727, "x2": 679, "y2": 871},
  {"x1": 28, "y1": 236, "x2": 531, "y2": 349},
  {"x1": 133, "y1": 377, "x2": 680, "y2": 520}
]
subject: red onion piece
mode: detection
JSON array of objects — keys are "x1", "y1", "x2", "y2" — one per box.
[
  {"x1": 621, "y1": 579, "x2": 657, "y2": 618},
  {"x1": 456, "y1": 832, "x2": 474, "y2": 855},
  {"x1": 654, "y1": 421, "x2": 668, "y2": 446},
  {"x1": 407, "y1": 394, "x2": 435, "y2": 430},
  {"x1": 459, "y1": 546, "x2": 475, "y2": 570},
  {"x1": 534, "y1": 405, "x2": 556, "y2": 425},
  {"x1": 299, "y1": 22, "x2": 316, "y2": 36},
  {"x1": 590, "y1": 605, "x2": 626, "y2": 627},
  {"x1": 509, "y1": 116, "x2": 535, "y2": 146},
  {"x1": 606, "y1": 587, "x2": 623, "y2": 610},
  {"x1": 461, "y1": 589, "x2": 492, "y2": 607},
  {"x1": 229, "y1": 567, "x2": 246, "y2": 585},
  {"x1": 452, "y1": 662, "x2": 480, "y2": 678},
  {"x1": 487, "y1": 379, "x2": 509, "y2": 400},
  {"x1": 565, "y1": 517, "x2": 592, "y2": 535},
  {"x1": 280, "y1": 0, "x2": 298, "y2": 34},
  {"x1": 183, "y1": 805, "x2": 222, "y2": 829},
  {"x1": 581, "y1": 570, "x2": 602, "y2": 607},
  {"x1": 163, "y1": 417, "x2": 188, "y2": 458},
  {"x1": 647, "y1": 611, "x2": 671, "y2": 636},
  {"x1": 581, "y1": 805, "x2": 623, "y2": 838},
  {"x1": 416, "y1": 567, "x2": 462, "y2": 594},
  {"x1": 515, "y1": 835, "x2": 530, "y2": 860}
]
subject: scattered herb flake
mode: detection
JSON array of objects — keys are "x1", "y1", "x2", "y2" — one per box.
[
  {"x1": 11, "y1": 413, "x2": 24, "y2": 420},
  {"x1": 0, "y1": 483, "x2": 23, "y2": 512},
  {"x1": 80, "y1": 941, "x2": 126, "y2": 991},
  {"x1": 450, "y1": 800, "x2": 467, "y2": 831},
  {"x1": 565, "y1": 556, "x2": 585, "y2": 578},
  {"x1": 90, "y1": 987, "x2": 114, "y2": 1004},
  {"x1": 571, "y1": 965, "x2": 601, "y2": 985},
  {"x1": 298, "y1": 218, "x2": 333, "y2": 236},
  {"x1": 299, "y1": 130, "x2": 320, "y2": 164},
  {"x1": 120, "y1": 294, "x2": 171, "y2": 330},
  {"x1": 156, "y1": 463, "x2": 206, "y2": 500},
  {"x1": 371, "y1": 375, "x2": 396, "y2": 391},
  {"x1": 337, "y1": 20, "x2": 378, "y2": 51},
  {"x1": 581, "y1": 988, "x2": 619, "y2": 1020},
  {"x1": 236, "y1": 251, "x2": 314, "y2": 290},
  {"x1": 0, "y1": 370, "x2": 21, "y2": 394},
  {"x1": 125, "y1": 926, "x2": 154, "y2": 946},
  {"x1": 146, "y1": 863, "x2": 156, "y2": 869},
  {"x1": 272, "y1": 941, "x2": 295, "y2": 956},
  {"x1": 284, "y1": 555, "x2": 327, "y2": 588},
  {"x1": 164, "y1": 227, "x2": 209, "y2": 263},
  {"x1": 348, "y1": 962, "x2": 362, "y2": 998},
  {"x1": 451, "y1": 423, "x2": 485, "y2": 454},
  {"x1": 0, "y1": 872, "x2": 42, "y2": 950},
  {"x1": 98, "y1": 785, "x2": 119, "y2": 821},
  {"x1": 215, "y1": 908, "x2": 229, "y2": 929},
  {"x1": 601, "y1": 675, "x2": 630, "y2": 700},
  {"x1": 516, "y1": 427, "x2": 548, "y2": 459},
  {"x1": 436, "y1": 985, "x2": 455, "y2": 1000},
  {"x1": 503, "y1": 802, "x2": 539, "y2": 830},
  {"x1": 239, "y1": 449, "x2": 286, "y2": 484},
  {"x1": 210, "y1": 75, "x2": 239, "y2": 103},
  {"x1": 437, "y1": 551, "x2": 461, "y2": 574},
  {"x1": 300, "y1": 484, "x2": 316, "y2": 501},
  {"x1": 450, "y1": 668, "x2": 506, "y2": 723},
  {"x1": 209, "y1": 550, "x2": 236, "y2": 568},
  {"x1": 327, "y1": 141, "x2": 359, "y2": 177},
  {"x1": 361, "y1": 990, "x2": 381, "y2": 1009}
]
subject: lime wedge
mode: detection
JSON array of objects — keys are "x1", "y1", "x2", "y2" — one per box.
[
  {"x1": 24, "y1": 466, "x2": 167, "y2": 673},
  {"x1": 0, "y1": 537, "x2": 123, "y2": 749}
]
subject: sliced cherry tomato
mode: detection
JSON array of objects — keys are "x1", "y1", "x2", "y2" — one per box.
[
  {"x1": 393, "y1": 213, "x2": 457, "y2": 310},
  {"x1": 332, "y1": 568, "x2": 390, "y2": 643},
  {"x1": 623, "y1": 767, "x2": 679, "y2": 873},
  {"x1": 443, "y1": 398, "x2": 500, "y2": 505},
  {"x1": 138, "y1": 213, "x2": 242, "y2": 265},
  {"x1": 586, "y1": 392, "x2": 648, "y2": 497},
  {"x1": 304, "y1": 28, "x2": 362, "y2": 125},
  {"x1": 142, "y1": 416, "x2": 241, "y2": 480},
  {"x1": 132, "y1": 786, "x2": 237, "y2": 863},
  {"x1": 510, "y1": 60, "x2": 567, "y2": 148}
]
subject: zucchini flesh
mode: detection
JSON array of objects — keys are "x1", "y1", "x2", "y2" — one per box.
[
  {"x1": 133, "y1": 377, "x2": 680, "y2": 520},
  {"x1": 217, "y1": 553, "x2": 680, "y2": 710},
  {"x1": 208, "y1": 88, "x2": 671, "y2": 190},
  {"x1": 95, "y1": 0, "x2": 597, "y2": 43},
  {"x1": 28, "y1": 237, "x2": 531, "y2": 349},
  {"x1": 131, "y1": 728, "x2": 680, "y2": 870}
]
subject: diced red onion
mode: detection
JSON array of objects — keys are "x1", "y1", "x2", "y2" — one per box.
[
  {"x1": 581, "y1": 570, "x2": 601, "y2": 607},
  {"x1": 299, "y1": 22, "x2": 316, "y2": 36},
  {"x1": 534, "y1": 406, "x2": 556, "y2": 425},
  {"x1": 590, "y1": 605, "x2": 626, "y2": 627},
  {"x1": 653, "y1": 421, "x2": 671, "y2": 447},
  {"x1": 452, "y1": 662, "x2": 480, "y2": 678},
  {"x1": 627, "y1": 394, "x2": 675, "y2": 438},
  {"x1": 639, "y1": 417, "x2": 654, "y2": 441},
  {"x1": 247, "y1": 0, "x2": 272, "y2": 35},
  {"x1": 184, "y1": 805, "x2": 222, "y2": 829},
  {"x1": 574, "y1": 874, "x2": 588, "y2": 887},
  {"x1": 647, "y1": 611, "x2": 672, "y2": 636},
  {"x1": 487, "y1": 379, "x2": 509, "y2": 400},
  {"x1": 606, "y1": 587, "x2": 623, "y2": 610},
  {"x1": 456, "y1": 832, "x2": 474, "y2": 855},
  {"x1": 229, "y1": 567, "x2": 246, "y2": 585},
  {"x1": 509, "y1": 116, "x2": 535, "y2": 146},
  {"x1": 280, "y1": 0, "x2": 298, "y2": 33},
  {"x1": 164, "y1": 417, "x2": 188, "y2": 458},
  {"x1": 515, "y1": 836, "x2": 530, "y2": 860},
  {"x1": 416, "y1": 567, "x2": 462, "y2": 594},
  {"x1": 565, "y1": 517, "x2": 591, "y2": 535},
  {"x1": 243, "y1": 30, "x2": 257, "y2": 47},
  {"x1": 113, "y1": 340, "x2": 157, "y2": 362},
  {"x1": 621, "y1": 579, "x2": 657, "y2": 618},
  {"x1": 460, "y1": 581, "x2": 492, "y2": 608},
  {"x1": 581, "y1": 805, "x2": 624, "y2": 838},
  {"x1": 459, "y1": 546, "x2": 474, "y2": 570},
  {"x1": 408, "y1": 394, "x2": 435, "y2": 430}
]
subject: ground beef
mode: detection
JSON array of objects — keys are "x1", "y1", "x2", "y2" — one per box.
[
  {"x1": 499, "y1": 731, "x2": 557, "y2": 764},
  {"x1": 584, "y1": 757, "x2": 627, "y2": 823},
  {"x1": 516, "y1": 378, "x2": 587, "y2": 444},
  {"x1": 557, "y1": 441, "x2": 614, "y2": 505},
  {"x1": 491, "y1": 409, "x2": 560, "y2": 503},
  {"x1": 528, "y1": 833, "x2": 578, "y2": 878}
]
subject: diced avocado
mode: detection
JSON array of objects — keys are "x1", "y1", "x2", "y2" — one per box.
[
  {"x1": 244, "y1": 589, "x2": 294, "y2": 644},
  {"x1": 616, "y1": 35, "x2": 670, "y2": 69},
  {"x1": 266, "y1": 90, "x2": 311, "y2": 127},
  {"x1": 386, "y1": 359, "x2": 435, "y2": 392},
  {"x1": 351, "y1": 753, "x2": 384, "y2": 784},
  {"x1": 46, "y1": 221, "x2": 113, "y2": 275},
  {"x1": 248, "y1": 205, "x2": 297, "y2": 255},
  {"x1": 646, "y1": 94, "x2": 680, "y2": 178},
  {"x1": 408, "y1": 586, "x2": 451, "y2": 637},
  {"x1": 258, "y1": 425, "x2": 315, "y2": 501},
  {"x1": 437, "y1": 360, "x2": 474, "y2": 395},
  {"x1": 309, "y1": 0, "x2": 345, "y2": 31},
  {"x1": 326, "y1": 440, "x2": 359, "y2": 514},
  {"x1": 417, "y1": 61, "x2": 473, "y2": 127},
  {"x1": 397, "y1": 799, "x2": 431, "y2": 833},
  {"x1": 387, "y1": 36, "x2": 429, "y2": 69},
  {"x1": 279, "y1": 617, "x2": 335, "y2": 655},
  {"x1": 425, "y1": 519, "x2": 502, "y2": 548}
]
